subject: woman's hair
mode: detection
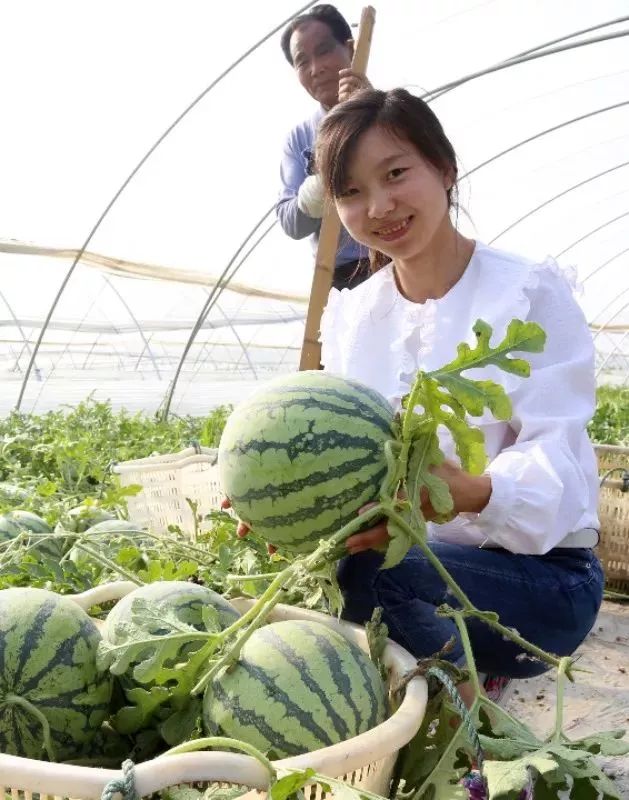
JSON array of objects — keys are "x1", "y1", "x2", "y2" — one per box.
[
  {"x1": 280, "y1": 4, "x2": 352, "y2": 65},
  {"x1": 315, "y1": 88, "x2": 459, "y2": 272}
]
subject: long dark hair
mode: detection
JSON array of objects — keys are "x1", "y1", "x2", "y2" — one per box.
[{"x1": 315, "y1": 88, "x2": 459, "y2": 272}]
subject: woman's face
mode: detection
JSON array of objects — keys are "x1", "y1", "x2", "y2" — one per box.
[{"x1": 334, "y1": 125, "x2": 452, "y2": 261}]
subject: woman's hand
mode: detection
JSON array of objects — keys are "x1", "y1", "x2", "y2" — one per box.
[
  {"x1": 337, "y1": 68, "x2": 372, "y2": 103},
  {"x1": 345, "y1": 461, "x2": 492, "y2": 555},
  {"x1": 220, "y1": 498, "x2": 277, "y2": 555}
]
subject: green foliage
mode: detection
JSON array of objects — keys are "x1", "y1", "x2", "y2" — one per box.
[
  {"x1": 0, "y1": 397, "x2": 231, "y2": 522},
  {"x1": 588, "y1": 386, "x2": 629, "y2": 445}
]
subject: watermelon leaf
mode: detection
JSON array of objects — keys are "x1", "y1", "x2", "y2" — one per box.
[
  {"x1": 365, "y1": 607, "x2": 389, "y2": 682},
  {"x1": 112, "y1": 685, "x2": 170, "y2": 734},
  {"x1": 159, "y1": 697, "x2": 203, "y2": 746},
  {"x1": 97, "y1": 597, "x2": 219, "y2": 686},
  {"x1": 271, "y1": 768, "x2": 321, "y2": 800},
  {"x1": 383, "y1": 515, "x2": 413, "y2": 569},
  {"x1": 431, "y1": 319, "x2": 546, "y2": 380}
]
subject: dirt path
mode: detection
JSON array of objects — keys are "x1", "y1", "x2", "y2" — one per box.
[{"x1": 501, "y1": 600, "x2": 629, "y2": 795}]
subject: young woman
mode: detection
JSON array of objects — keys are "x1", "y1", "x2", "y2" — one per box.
[{"x1": 314, "y1": 88, "x2": 604, "y2": 682}]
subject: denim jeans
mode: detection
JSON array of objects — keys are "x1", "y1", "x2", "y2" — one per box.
[{"x1": 337, "y1": 542, "x2": 604, "y2": 678}]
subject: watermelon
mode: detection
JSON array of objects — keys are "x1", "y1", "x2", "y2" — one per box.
[
  {"x1": 58, "y1": 505, "x2": 116, "y2": 533},
  {"x1": 0, "y1": 511, "x2": 62, "y2": 559},
  {"x1": 102, "y1": 581, "x2": 240, "y2": 687},
  {"x1": 84, "y1": 518, "x2": 145, "y2": 537},
  {"x1": 0, "y1": 587, "x2": 112, "y2": 760},
  {"x1": 4, "y1": 510, "x2": 51, "y2": 534},
  {"x1": 203, "y1": 619, "x2": 387, "y2": 758},
  {"x1": 218, "y1": 371, "x2": 395, "y2": 552},
  {"x1": 0, "y1": 482, "x2": 29, "y2": 505}
]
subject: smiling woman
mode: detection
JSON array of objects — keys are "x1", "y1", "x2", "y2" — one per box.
[{"x1": 314, "y1": 88, "x2": 604, "y2": 690}]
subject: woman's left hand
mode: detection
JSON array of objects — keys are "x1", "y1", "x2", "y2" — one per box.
[
  {"x1": 345, "y1": 460, "x2": 492, "y2": 555},
  {"x1": 337, "y1": 68, "x2": 372, "y2": 103}
]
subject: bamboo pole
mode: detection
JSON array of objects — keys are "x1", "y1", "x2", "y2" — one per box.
[{"x1": 298, "y1": 6, "x2": 376, "y2": 371}]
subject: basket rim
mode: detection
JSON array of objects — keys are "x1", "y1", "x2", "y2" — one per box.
[
  {"x1": 1, "y1": 582, "x2": 428, "y2": 799},
  {"x1": 112, "y1": 447, "x2": 218, "y2": 473}
]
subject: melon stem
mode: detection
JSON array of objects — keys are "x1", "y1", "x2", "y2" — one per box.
[{"x1": 5, "y1": 693, "x2": 56, "y2": 761}]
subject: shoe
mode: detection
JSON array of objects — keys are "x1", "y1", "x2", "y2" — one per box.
[{"x1": 482, "y1": 673, "x2": 512, "y2": 704}]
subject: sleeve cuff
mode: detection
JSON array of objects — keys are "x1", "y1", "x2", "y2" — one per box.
[{"x1": 473, "y1": 468, "x2": 517, "y2": 544}]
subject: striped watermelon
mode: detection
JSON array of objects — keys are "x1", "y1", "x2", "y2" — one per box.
[
  {"x1": 0, "y1": 587, "x2": 112, "y2": 760},
  {"x1": 203, "y1": 619, "x2": 387, "y2": 758},
  {"x1": 0, "y1": 511, "x2": 62, "y2": 559},
  {"x1": 218, "y1": 371, "x2": 395, "y2": 552}
]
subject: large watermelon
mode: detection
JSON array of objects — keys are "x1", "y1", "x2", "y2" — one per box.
[
  {"x1": 0, "y1": 587, "x2": 112, "y2": 760},
  {"x1": 218, "y1": 371, "x2": 395, "y2": 552},
  {"x1": 203, "y1": 619, "x2": 387, "y2": 758}
]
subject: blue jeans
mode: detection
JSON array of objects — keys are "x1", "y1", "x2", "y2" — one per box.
[{"x1": 337, "y1": 542, "x2": 604, "y2": 678}]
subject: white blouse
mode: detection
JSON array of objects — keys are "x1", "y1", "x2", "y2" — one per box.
[{"x1": 320, "y1": 241, "x2": 600, "y2": 555}]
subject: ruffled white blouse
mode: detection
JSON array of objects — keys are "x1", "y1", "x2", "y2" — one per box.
[{"x1": 320, "y1": 241, "x2": 600, "y2": 555}]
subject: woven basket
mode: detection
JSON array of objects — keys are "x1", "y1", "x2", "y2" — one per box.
[
  {"x1": 595, "y1": 444, "x2": 629, "y2": 593},
  {"x1": 113, "y1": 446, "x2": 222, "y2": 535},
  {"x1": 0, "y1": 581, "x2": 428, "y2": 800}
]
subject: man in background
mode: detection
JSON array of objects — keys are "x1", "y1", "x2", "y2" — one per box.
[{"x1": 277, "y1": 4, "x2": 372, "y2": 290}]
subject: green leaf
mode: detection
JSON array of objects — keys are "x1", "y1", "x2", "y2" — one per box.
[
  {"x1": 365, "y1": 607, "x2": 389, "y2": 682},
  {"x1": 565, "y1": 729, "x2": 629, "y2": 757},
  {"x1": 271, "y1": 769, "x2": 320, "y2": 800},
  {"x1": 406, "y1": 428, "x2": 444, "y2": 525},
  {"x1": 383, "y1": 515, "x2": 413, "y2": 569},
  {"x1": 113, "y1": 685, "x2": 170, "y2": 734},
  {"x1": 423, "y1": 320, "x2": 546, "y2": 431},
  {"x1": 484, "y1": 750, "x2": 559, "y2": 799},
  {"x1": 97, "y1": 596, "x2": 216, "y2": 690},
  {"x1": 442, "y1": 414, "x2": 487, "y2": 475},
  {"x1": 400, "y1": 697, "x2": 470, "y2": 799},
  {"x1": 159, "y1": 697, "x2": 202, "y2": 746}
]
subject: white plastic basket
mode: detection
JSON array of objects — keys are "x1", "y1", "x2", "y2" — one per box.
[
  {"x1": 112, "y1": 447, "x2": 222, "y2": 535},
  {"x1": 0, "y1": 581, "x2": 427, "y2": 800}
]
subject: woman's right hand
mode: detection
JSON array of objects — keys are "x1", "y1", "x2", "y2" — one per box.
[{"x1": 221, "y1": 498, "x2": 277, "y2": 554}]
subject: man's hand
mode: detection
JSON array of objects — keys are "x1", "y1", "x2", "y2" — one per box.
[
  {"x1": 338, "y1": 68, "x2": 372, "y2": 103},
  {"x1": 297, "y1": 174, "x2": 325, "y2": 218},
  {"x1": 221, "y1": 498, "x2": 276, "y2": 555}
]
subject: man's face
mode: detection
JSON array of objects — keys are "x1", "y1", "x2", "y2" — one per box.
[{"x1": 289, "y1": 20, "x2": 352, "y2": 109}]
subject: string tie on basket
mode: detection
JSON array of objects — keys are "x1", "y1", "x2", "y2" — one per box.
[{"x1": 101, "y1": 758, "x2": 138, "y2": 800}]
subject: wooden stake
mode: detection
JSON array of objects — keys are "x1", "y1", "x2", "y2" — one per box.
[{"x1": 298, "y1": 6, "x2": 376, "y2": 371}]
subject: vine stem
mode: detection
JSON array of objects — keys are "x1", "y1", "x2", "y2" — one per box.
[
  {"x1": 386, "y1": 509, "x2": 562, "y2": 671},
  {"x1": 552, "y1": 657, "x2": 571, "y2": 743},
  {"x1": 160, "y1": 736, "x2": 276, "y2": 781},
  {"x1": 453, "y1": 611, "x2": 481, "y2": 697},
  {"x1": 6, "y1": 694, "x2": 56, "y2": 761},
  {"x1": 225, "y1": 571, "x2": 281, "y2": 582},
  {"x1": 72, "y1": 541, "x2": 143, "y2": 585}
]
